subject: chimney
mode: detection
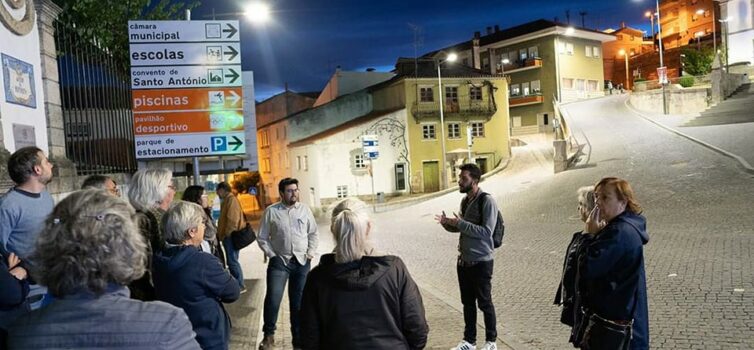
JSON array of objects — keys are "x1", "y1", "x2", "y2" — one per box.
[
  {"x1": 494, "y1": 25, "x2": 500, "y2": 32},
  {"x1": 486, "y1": 26, "x2": 493, "y2": 35},
  {"x1": 621, "y1": 21, "x2": 626, "y2": 29},
  {"x1": 474, "y1": 31, "x2": 481, "y2": 39},
  {"x1": 472, "y1": 33, "x2": 481, "y2": 70}
]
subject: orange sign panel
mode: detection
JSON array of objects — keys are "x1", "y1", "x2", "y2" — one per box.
[
  {"x1": 134, "y1": 110, "x2": 244, "y2": 135},
  {"x1": 132, "y1": 87, "x2": 243, "y2": 112}
]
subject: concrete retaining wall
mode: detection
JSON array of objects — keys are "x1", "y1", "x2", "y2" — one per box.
[{"x1": 629, "y1": 87, "x2": 709, "y2": 115}]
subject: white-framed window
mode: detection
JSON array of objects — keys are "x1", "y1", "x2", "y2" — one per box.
[
  {"x1": 336, "y1": 185, "x2": 348, "y2": 199},
  {"x1": 448, "y1": 123, "x2": 461, "y2": 139},
  {"x1": 303, "y1": 156, "x2": 309, "y2": 171},
  {"x1": 445, "y1": 86, "x2": 459, "y2": 103},
  {"x1": 529, "y1": 46, "x2": 539, "y2": 58},
  {"x1": 422, "y1": 124, "x2": 436, "y2": 139},
  {"x1": 562, "y1": 78, "x2": 574, "y2": 89},
  {"x1": 588, "y1": 80, "x2": 599, "y2": 92},
  {"x1": 519, "y1": 48, "x2": 528, "y2": 61},
  {"x1": 510, "y1": 84, "x2": 521, "y2": 96},
  {"x1": 420, "y1": 86, "x2": 434, "y2": 102},
  {"x1": 575, "y1": 79, "x2": 585, "y2": 91},
  {"x1": 296, "y1": 156, "x2": 301, "y2": 170},
  {"x1": 470, "y1": 122, "x2": 485, "y2": 137},
  {"x1": 566, "y1": 43, "x2": 574, "y2": 55},
  {"x1": 531, "y1": 80, "x2": 541, "y2": 94},
  {"x1": 592, "y1": 46, "x2": 600, "y2": 58},
  {"x1": 522, "y1": 82, "x2": 530, "y2": 95},
  {"x1": 558, "y1": 42, "x2": 566, "y2": 54},
  {"x1": 470, "y1": 85, "x2": 482, "y2": 100},
  {"x1": 585, "y1": 46, "x2": 592, "y2": 57},
  {"x1": 354, "y1": 154, "x2": 366, "y2": 169}
]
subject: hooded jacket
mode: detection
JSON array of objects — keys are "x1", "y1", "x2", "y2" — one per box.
[
  {"x1": 153, "y1": 245, "x2": 240, "y2": 350},
  {"x1": 300, "y1": 254, "x2": 428, "y2": 350},
  {"x1": 577, "y1": 211, "x2": 650, "y2": 350}
]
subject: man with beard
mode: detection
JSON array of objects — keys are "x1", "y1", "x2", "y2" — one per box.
[
  {"x1": 0, "y1": 147, "x2": 55, "y2": 319},
  {"x1": 436, "y1": 163, "x2": 500, "y2": 350},
  {"x1": 257, "y1": 178, "x2": 318, "y2": 350}
]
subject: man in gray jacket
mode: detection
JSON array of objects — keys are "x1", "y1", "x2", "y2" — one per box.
[{"x1": 436, "y1": 163, "x2": 499, "y2": 350}]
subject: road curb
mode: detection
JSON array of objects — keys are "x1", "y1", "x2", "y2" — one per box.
[{"x1": 624, "y1": 99, "x2": 754, "y2": 175}]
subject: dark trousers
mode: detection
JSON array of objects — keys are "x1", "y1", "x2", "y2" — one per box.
[
  {"x1": 457, "y1": 259, "x2": 497, "y2": 343},
  {"x1": 263, "y1": 256, "x2": 310, "y2": 346}
]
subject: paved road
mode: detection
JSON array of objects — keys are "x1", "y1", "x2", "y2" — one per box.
[{"x1": 368, "y1": 94, "x2": 753, "y2": 349}]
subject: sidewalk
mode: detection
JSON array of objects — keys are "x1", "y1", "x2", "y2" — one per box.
[
  {"x1": 625, "y1": 100, "x2": 754, "y2": 175},
  {"x1": 226, "y1": 220, "x2": 514, "y2": 350}
]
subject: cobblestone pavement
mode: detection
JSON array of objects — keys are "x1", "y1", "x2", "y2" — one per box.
[{"x1": 229, "y1": 94, "x2": 753, "y2": 349}]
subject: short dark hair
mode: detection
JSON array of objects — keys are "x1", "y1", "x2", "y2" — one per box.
[
  {"x1": 182, "y1": 185, "x2": 205, "y2": 205},
  {"x1": 278, "y1": 178, "x2": 299, "y2": 193},
  {"x1": 216, "y1": 182, "x2": 231, "y2": 193},
  {"x1": 459, "y1": 163, "x2": 482, "y2": 182},
  {"x1": 8, "y1": 146, "x2": 43, "y2": 184},
  {"x1": 81, "y1": 175, "x2": 111, "y2": 190}
]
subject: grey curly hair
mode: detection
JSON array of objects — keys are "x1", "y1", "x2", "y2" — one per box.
[
  {"x1": 127, "y1": 168, "x2": 172, "y2": 211},
  {"x1": 31, "y1": 189, "x2": 147, "y2": 296}
]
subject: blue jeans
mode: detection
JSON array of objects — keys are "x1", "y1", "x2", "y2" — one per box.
[
  {"x1": 262, "y1": 256, "x2": 310, "y2": 346},
  {"x1": 222, "y1": 237, "x2": 244, "y2": 289}
]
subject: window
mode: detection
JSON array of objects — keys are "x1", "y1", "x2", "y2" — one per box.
[
  {"x1": 276, "y1": 128, "x2": 280, "y2": 140},
  {"x1": 354, "y1": 154, "x2": 366, "y2": 169},
  {"x1": 462, "y1": 58, "x2": 469, "y2": 66},
  {"x1": 585, "y1": 46, "x2": 592, "y2": 57},
  {"x1": 420, "y1": 86, "x2": 434, "y2": 102},
  {"x1": 470, "y1": 122, "x2": 485, "y2": 137},
  {"x1": 522, "y1": 82, "x2": 530, "y2": 95},
  {"x1": 303, "y1": 156, "x2": 309, "y2": 171},
  {"x1": 263, "y1": 158, "x2": 271, "y2": 173},
  {"x1": 448, "y1": 123, "x2": 461, "y2": 139},
  {"x1": 592, "y1": 46, "x2": 600, "y2": 58},
  {"x1": 445, "y1": 86, "x2": 459, "y2": 103},
  {"x1": 470, "y1": 85, "x2": 482, "y2": 100},
  {"x1": 519, "y1": 49, "x2": 528, "y2": 61},
  {"x1": 422, "y1": 124, "x2": 436, "y2": 139},
  {"x1": 529, "y1": 46, "x2": 538, "y2": 58},
  {"x1": 588, "y1": 80, "x2": 599, "y2": 92},
  {"x1": 510, "y1": 84, "x2": 521, "y2": 96},
  {"x1": 617, "y1": 34, "x2": 624, "y2": 41},
  {"x1": 296, "y1": 156, "x2": 301, "y2": 170},
  {"x1": 336, "y1": 185, "x2": 348, "y2": 199},
  {"x1": 531, "y1": 80, "x2": 541, "y2": 94},
  {"x1": 482, "y1": 57, "x2": 489, "y2": 70},
  {"x1": 285, "y1": 152, "x2": 289, "y2": 168},
  {"x1": 575, "y1": 79, "x2": 585, "y2": 91},
  {"x1": 562, "y1": 78, "x2": 574, "y2": 89},
  {"x1": 566, "y1": 43, "x2": 574, "y2": 55},
  {"x1": 509, "y1": 51, "x2": 517, "y2": 62},
  {"x1": 260, "y1": 130, "x2": 269, "y2": 147}
]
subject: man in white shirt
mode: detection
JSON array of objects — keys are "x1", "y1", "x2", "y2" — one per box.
[{"x1": 257, "y1": 178, "x2": 318, "y2": 350}]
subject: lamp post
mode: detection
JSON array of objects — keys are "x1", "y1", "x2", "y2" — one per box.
[
  {"x1": 435, "y1": 52, "x2": 457, "y2": 190},
  {"x1": 719, "y1": 17, "x2": 732, "y2": 72},
  {"x1": 619, "y1": 49, "x2": 630, "y2": 90},
  {"x1": 653, "y1": 0, "x2": 668, "y2": 114},
  {"x1": 645, "y1": 10, "x2": 655, "y2": 46}
]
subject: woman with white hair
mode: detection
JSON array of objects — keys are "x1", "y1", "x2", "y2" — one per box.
[
  {"x1": 299, "y1": 198, "x2": 428, "y2": 349},
  {"x1": 5, "y1": 190, "x2": 200, "y2": 349},
  {"x1": 127, "y1": 168, "x2": 176, "y2": 300},
  {"x1": 153, "y1": 201, "x2": 240, "y2": 350}
]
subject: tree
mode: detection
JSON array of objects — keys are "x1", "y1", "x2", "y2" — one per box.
[
  {"x1": 52, "y1": 0, "x2": 199, "y2": 70},
  {"x1": 682, "y1": 47, "x2": 714, "y2": 76},
  {"x1": 232, "y1": 171, "x2": 261, "y2": 194}
]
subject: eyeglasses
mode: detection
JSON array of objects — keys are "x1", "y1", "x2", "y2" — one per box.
[{"x1": 168, "y1": 185, "x2": 176, "y2": 191}]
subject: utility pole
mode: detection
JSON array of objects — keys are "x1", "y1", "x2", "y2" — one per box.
[{"x1": 579, "y1": 11, "x2": 587, "y2": 28}]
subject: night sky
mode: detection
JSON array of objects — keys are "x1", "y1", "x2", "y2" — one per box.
[{"x1": 191, "y1": 0, "x2": 658, "y2": 101}]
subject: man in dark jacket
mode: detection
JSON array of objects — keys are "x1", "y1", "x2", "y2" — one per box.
[{"x1": 436, "y1": 163, "x2": 500, "y2": 350}]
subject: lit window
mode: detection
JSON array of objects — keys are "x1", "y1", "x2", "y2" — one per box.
[
  {"x1": 531, "y1": 80, "x2": 541, "y2": 94},
  {"x1": 423, "y1": 124, "x2": 436, "y2": 139},
  {"x1": 522, "y1": 82, "x2": 530, "y2": 95},
  {"x1": 337, "y1": 185, "x2": 348, "y2": 199},
  {"x1": 354, "y1": 154, "x2": 366, "y2": 169},
  {"x1": 519, "y1": 48, "x2": 528, "y2": 61},
  {"x1": 470, "y1": 85, "x2": 482, "y2": 100},
  {"x1": 420, "y1": 86, "x2": 434, "y2": 102},
  {"x1": 510, "y1": 84, "x2": 521, "y2": 96},
  {"x1": 448, "y1": 123, "x2": 461, "y2": 139},
  {"x1": 470, "y1": 122, "x2": 485, "y2": 137},
  {"x1": 529, "y1": 46, "x2": 538, "y2": 58}
]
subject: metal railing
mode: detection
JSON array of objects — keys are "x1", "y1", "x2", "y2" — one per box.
[
  {"x1": 54, "y1": 19, "x2": 136, "y2": 175},
  {"x1": 411, "y1": 100, "x2": 496, "y2": 122}
]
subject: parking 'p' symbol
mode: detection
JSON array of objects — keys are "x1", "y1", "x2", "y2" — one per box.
[{"x1": 211, "y1": 136, "x2": 227, "y2": 151}]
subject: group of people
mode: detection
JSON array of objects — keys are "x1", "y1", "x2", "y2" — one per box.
[{"x1": 0, "y1": 146, "x2": 649, "y2": 350}]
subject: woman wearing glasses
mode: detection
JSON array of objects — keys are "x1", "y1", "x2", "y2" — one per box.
[{"x1": 153, "y1": 201, "x2": 241, "y2": 350}]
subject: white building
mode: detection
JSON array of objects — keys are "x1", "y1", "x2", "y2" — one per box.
[{"x1": 720, "y1": 0, "x2": 754, "y2": 65}]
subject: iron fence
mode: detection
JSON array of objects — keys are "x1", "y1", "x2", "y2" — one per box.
[{"x1": 54, "y1": 19, "x2": 136, "y2": 175}]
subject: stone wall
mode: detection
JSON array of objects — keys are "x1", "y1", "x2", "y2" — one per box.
[{"x1": 629, "y1": 86, "x2": 710, "y2": 115}]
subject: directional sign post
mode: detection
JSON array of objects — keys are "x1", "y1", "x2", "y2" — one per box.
[
  {"x1": 128, "y1": 20, "x2": 244, "y2": 160},
  {"x1": 361, "y1": 135, "x2": 380, "y2": 212}
]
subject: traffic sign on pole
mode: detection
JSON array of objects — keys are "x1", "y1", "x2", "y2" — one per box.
[{"x1": 129, "y1": 20, "x2": 244, "y2": 159}]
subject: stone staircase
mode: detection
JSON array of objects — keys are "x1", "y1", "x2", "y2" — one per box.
[{"x1": 683, "y1": 84, "x2": 754, "y2": 127}]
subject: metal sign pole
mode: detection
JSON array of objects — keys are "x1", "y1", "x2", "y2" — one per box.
[{"x1": 370, "y1": 158, "x2": 376, "y2": 212}]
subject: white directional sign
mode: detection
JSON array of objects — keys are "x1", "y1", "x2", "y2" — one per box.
[
  {"x1": 129, "y1": 20, "x2": 244, "y2": 160},
  {"x1": 131, "y1": 65, "x2": 242, "y2": 89},
  {"x1": 129, "y1": 21, "x2": 240, "y2": 42},
  {"x1": 362, "y1": 135, "x2": 379, "y2": 160}
]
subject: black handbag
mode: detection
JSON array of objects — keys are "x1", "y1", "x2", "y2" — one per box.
[
  {"x1": 582, "y1": 312, "x2": 633, "y2": 350},
  {"x1": 231, "y1": 223, "x2": 256, "y2": 250}
]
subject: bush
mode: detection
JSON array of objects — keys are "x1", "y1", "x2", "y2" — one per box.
[{"x1": 679, "y1": 76, "x2": 695, "y2": 88}]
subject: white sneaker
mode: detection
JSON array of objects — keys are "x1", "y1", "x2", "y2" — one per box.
[
  {"x1": 450, "y1": 340, "x2": 476, "y2": 350},
  {"x1": 479, "y1": 341, "x2": 497, "y2": 350}
]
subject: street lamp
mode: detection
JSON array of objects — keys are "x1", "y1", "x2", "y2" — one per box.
[
  {"x1": 244, "y1": 2, "x2": 271, "y2": 23},
  {"x1": 619, "y1": 49, "x2": 630, "y2": 90},
  {"x1": 500, "y1": 58, "x2": 510, "y2": 75},
  {"x1": 434, "y1": 52, "x2": 457, "y2": 190},
  {"x1": 650, "y1": 0, "x2": 668, "y2": 114},
  {"x1": 645, "y1": 10, "x2": 655, "y2": 45}
]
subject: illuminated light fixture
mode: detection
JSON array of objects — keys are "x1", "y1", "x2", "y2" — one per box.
[
  {"x1": 244, "y1": 2, "x2": 270, "y2": 23},
  {"x1": 565, "y1": 27, "x2": 575, "y2": 35}
]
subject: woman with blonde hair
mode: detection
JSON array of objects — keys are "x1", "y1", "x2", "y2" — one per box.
[{"x1": 300, "y1": 198, "x2": 428, "y2": 349}]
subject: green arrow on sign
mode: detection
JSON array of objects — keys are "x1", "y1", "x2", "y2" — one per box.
[
  {"x1": 229, "y1": 135, "x2": 243, "y2": 151},
  {"x1": 224, "y1": 69, "x2": 239, "y2": 83},
  {"x1": 224, "y1": 46, "x2": 239, "y2": 61},
  {"x1": 223, "y1": 23, "x2": 238, "y2": 38}
]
